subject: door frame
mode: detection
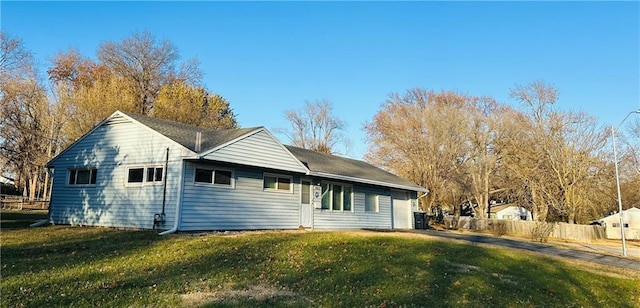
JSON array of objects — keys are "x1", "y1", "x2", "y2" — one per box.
[
  {"x1": 391, "y1": 189, "x2": 411, "y2": 229},
  {"x1": 299, "y1": 178, "x2": 314, "y2": 228}
]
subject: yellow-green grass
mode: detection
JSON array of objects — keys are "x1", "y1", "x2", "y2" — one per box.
[{"x1": 1, "y1": 210, "x2": 639, "y2": 307}]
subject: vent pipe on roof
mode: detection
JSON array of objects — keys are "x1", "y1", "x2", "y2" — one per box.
[{"x1": 195, "y1": 132, "x2": 202, "y2": 152}]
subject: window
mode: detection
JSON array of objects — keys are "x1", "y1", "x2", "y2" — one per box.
[
  {"x1": 301, "y1": 180, "x2": 311, "y2": 204},
  {"x1": 214, "y1": 170, "x2": 232, "y2": 185},
  {"x1": 147, "y1": 167, "x2": 163, "y2": 182},
  {"x1": 365, "y1": 193, "x2": 378, "y2": 212},
  {"x1": 127, "y1": 166, "x2": 163, "y2": 185},
  {"x1": 68, "y1": 168, "x2": 97, "y2": 185},
  {"x1": 320, "y1": 182, "x2": 353, "y2": 212},
  {"x1": 128, "y1": 168, "x2": 144, "y2": 183},
  {"x1": 263, "y1": 174, "x2": 292, "y2": 192},
  {"x1": 194, "y1": 167, "x2": 234, "y2": 187}
]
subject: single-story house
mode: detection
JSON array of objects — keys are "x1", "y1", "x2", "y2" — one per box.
[
  {"x1": 599, "y1": 207, "x2": 640, "y2": 240},
  {"x1": 45, "y1": 111, "x2": 428, "y2": 233},
  {"x1": 488, "y1": 204, "x2": 532, "y2": 221}
]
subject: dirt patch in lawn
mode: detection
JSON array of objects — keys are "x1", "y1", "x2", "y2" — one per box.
[{"x1": 181, "y1": 284, "x2": 310, "y2": 306}]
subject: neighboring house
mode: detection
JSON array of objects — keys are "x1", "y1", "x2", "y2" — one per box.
[
  {"x1": 599, "y1": 207, "x2": 640, "y2": 240},
  {"x1": 45, "y1": 111, "x2": 427, "y2": 232},
  {"x1": 488, "y1": 204, "x2": 532, "y2": 221}
]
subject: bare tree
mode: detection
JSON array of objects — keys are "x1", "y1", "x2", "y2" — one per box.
[
  {"x1": 506, "y1": 80, "x2": 610, "y2": 223},
  {"x1": 276, "y1": 99, "x2": 349, "y2": 154},
  {"x1": 97, "y1": 31, "x2": 202, "y2": 115},
  {"x1": 365, "y1": 89, "x2": 475, "y2": 212},
  {"x1": 0, "y1": 78, "x2": 51, "y2": 200},
  {"x1": 0, "y1": 31, "x2": 35, "y2": 82}
]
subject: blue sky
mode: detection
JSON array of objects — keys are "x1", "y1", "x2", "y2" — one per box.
[{"x1": 2, "y1": 1, "x2": 639, "y2": 159}]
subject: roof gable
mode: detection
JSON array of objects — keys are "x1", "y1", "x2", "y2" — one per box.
[
  {"x1": 201, "y1": 129, "x2": 309, "y2": 173},
  {"x1": 285, "y1": 145, "x2": 426, "y2": 192}
]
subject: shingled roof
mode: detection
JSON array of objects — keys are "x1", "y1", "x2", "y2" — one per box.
[
  {"x1": 51, "y1": 110, "x2": 426, "y2": 192},
  {"x1": 285, "y1": 145, "x2": 426, "y2": 192},
  {"x1": 122, "y1": 112, "x2": 260, "y2": 153}
]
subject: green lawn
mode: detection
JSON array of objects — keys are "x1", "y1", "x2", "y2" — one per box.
[{"x1": 2, "y1": 210, "x2": 639, "y2": 307}]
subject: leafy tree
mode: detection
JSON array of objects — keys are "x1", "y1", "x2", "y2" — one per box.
[
  {"x1": 154, "y1": 81, "x2": 238, "y2": 129},
  {"x1": 277, "y1": 99, "x2": 349, "y2": 154}
]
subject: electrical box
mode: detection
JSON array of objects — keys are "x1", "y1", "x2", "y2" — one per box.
[{"x1": 313, "y1": 185, "x2": 322, "y2": 209}]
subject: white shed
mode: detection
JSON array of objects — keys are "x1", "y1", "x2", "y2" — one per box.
[
  {"x1": 489, "y1": 204, "x2": 532, "y2": 221},
  {"x1": 599, "y1": 207, "x2": 640, "y2": 240}
]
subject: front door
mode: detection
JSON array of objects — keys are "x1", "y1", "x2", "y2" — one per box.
[{"x1": 299, "y1": 179, "x2": 313, "y2": 228}]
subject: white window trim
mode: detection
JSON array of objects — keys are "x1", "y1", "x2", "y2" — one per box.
[
  {"x1": 263, "y1": 173, "x2": 293, "y2": 193},
  {"x1": 193, "y1": 166, "x2": 235, "y2": 189},
  {"x1": 365, "y1": 193, "x2": 379, "y2": 213},
  {"x1": 125, "y1": 164, "x2": 165, "y2": 187},
  {"x1": 320, "y1": 181, "x2": 354, "y2": 212},
  {"x1": 66, "y1": 167, "x2": 98, "y2": 187}
]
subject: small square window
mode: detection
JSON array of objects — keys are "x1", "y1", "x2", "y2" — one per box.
[
  {"x1": 147, "y1": 167, "x2": 163, "y2": 182},
  {"x1": 279, "y1": 177, "x2": 291, "y2": 191},
  {"x1": 214, "y1": 170, "x2": 232, "y2": 185},
  {"x1": 128, "y1": 168, "x2": 144, "y2": 183},
  {"x1": 195, "y1": 168, "x2": 213, "y2": 183}
]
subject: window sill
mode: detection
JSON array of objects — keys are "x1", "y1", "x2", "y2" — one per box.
[{"x1": 193, "y1": 182, "x2": 235, "y2": 189}]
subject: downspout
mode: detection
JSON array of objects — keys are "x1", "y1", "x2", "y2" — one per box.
[
  {"x1": 153, "y1": 148, "x2": 170, "y2": 228},
  {"x1": 159, "y1": 159, "x2": 185, "y2": 236},
  {"x1": 161, "y1": 148, "x2": 169, "y2": 217},
  {"x1": 416, "y1": 190, "x2": 429, "y2": 211}
]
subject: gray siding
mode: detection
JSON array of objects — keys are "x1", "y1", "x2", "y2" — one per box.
[
  {"x1": 179, "y1": 163, "x2": 301, "y2": 230},
  {"x1": 48, "y1": 116, "x2": 189, "y2": 229},
  {"x1": 314, "y1": 185, "x2": 393, "y2": 229},
  {"x1": 202, "y1": 130, "x2": 307, "y2": 173}
]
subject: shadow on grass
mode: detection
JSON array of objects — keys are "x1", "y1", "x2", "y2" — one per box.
[
  {"x1": 2, "y1": 224, "x2": 639, "y2": 307},
  {"x1": 1, "y1": 210, "x2": 48, "y2": 229}
]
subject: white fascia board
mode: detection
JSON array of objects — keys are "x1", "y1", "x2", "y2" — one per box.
[{"x1": 309, "y1": 171, "x2": 428, "y2": 193}]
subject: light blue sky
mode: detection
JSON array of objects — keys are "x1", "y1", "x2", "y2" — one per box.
[{"x1": 3, "y1": 1, "x2": 639, "y2": 159}]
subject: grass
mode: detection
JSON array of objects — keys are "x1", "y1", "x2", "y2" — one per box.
[{"x1": 1, "y1": 210, "x2": 639, "y2": 307}]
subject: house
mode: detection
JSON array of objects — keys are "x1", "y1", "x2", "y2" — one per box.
[
  {"x1": 45, "y1": 111, "x2": 427, "y2": 233},
  {"x1": 488, "y1": 203, "x2": 532, "y2": 221},
  {"x1": 599, "y1": 207, "x2": 640, "y2": 240}
]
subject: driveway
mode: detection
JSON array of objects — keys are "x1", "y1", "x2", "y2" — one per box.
[{"x1": 410, "y1": 229, "x2": 640, "y2": 271}]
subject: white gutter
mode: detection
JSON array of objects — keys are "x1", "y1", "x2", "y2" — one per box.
[{"x1": 159, "y1": 160, "x2": 186, "y2": 236}]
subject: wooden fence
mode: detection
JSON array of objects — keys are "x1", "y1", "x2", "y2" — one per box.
[
  {"x1": 0, "y1": 195, "x2": 49, "y2": 210},
  {"x1": 443, "y1": 216, "x2": 606, "y2": 243}
]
